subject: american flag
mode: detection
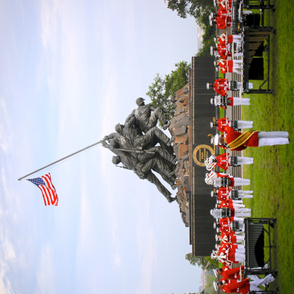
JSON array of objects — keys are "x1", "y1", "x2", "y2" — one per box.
[{"x1": 27, "y1": 173, "x2": 59, "y2": 206}]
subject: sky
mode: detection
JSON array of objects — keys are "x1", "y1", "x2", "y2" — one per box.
[{"x1": 0, "y1": 1, "x2": 202, "y2": 293}]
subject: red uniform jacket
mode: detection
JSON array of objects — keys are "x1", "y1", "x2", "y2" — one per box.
[
  {"x1": 219, "y1": 59, "x2": 234, "y2": 74},
  {"x1": 214, "y1": 78, "x2": 229, "y2": 96},
  {"x1": 216, "y1": 9, "x2": 232, "y2": 29},
  {"x1": 217, "y1": 117, "x2": 229, "y2": 133},
  {"x1": 217, "y1": 43, "x2": 232, "y2": 59},
  {"x1": 216, "y1": 153, "x2": 230, "y2": 170},
  {"x1": 221, "y1": 232, "x2": 237, "y2": 244},
  {"x1": 219, "y1": 198, "x2": 234, "y2": 209},
  {"x1": 222, "y1": 265, "x2": 244, "y2": 280},
  {"x1": 222, "y1": 278, "x2": 250, "y2": 294},
  {"x1": 217, "y1": 187, "x2": 232, "y2": 201},
  {"x1": 219, "y1": 218, "x2": 232, "y2": 233},
  {"x1": 219, "y1": 33, "x2": 234, "y2": 45},
  {"x1": 224, "y1": 126, "x2": 259, "y2": 151}
]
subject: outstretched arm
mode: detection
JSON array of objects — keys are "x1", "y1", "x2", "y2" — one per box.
[{"x1": 125, "y1": 110, "x2": 135, "y2": 124}]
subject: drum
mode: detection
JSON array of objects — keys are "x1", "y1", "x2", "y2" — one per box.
[
  {"x1": 221, "y1": 177, "x2": 229, "y2": 187},
  {"x1": 230, "y1": 120, "x2": 239, "y2": 130},
  {"x1": 231, "y1": 221, "x2": 243, "y2": 232},
  {"x1": 229, "y1": 80, "x2": 238, "y2": 91},
  {"x1": 221, "y1": 208, "x2": 231, "y2": 218},
  {"x1": 230, "y1": 156, "x2": 239, "y2": 167},
  {"x1": 230, "y1": 189, "x2": 241, "y2": 200},
  {"x1": 220, "y1": 96, "x2": 228, "y2": 107}
]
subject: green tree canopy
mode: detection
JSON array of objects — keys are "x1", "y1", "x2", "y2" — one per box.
[
  {"x1": 166, "y1": 0, "x2": 214, "y2": 20},
  {"x1": 146, "y1": 61, "x2": 190, "y2": 118},
  {"x1": 166, "y1": 0, "x2": 215, "y2": 57},
  {"x1": 185, "y1": 253, "x2": 218, "y2": 271}
]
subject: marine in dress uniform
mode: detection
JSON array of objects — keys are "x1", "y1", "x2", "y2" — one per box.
[
  {"x1": 211, "y1": 95, "x2": 250, "y2": 109},
  {"x1": 210, "y1": 117, "x2": 253, "y2": 133},
  {"x1": 212, "y1": 187, "x2": 253, "y2": 200},
  {"x1": 218, "y1": 274, "x2": 276, "y2": 294},
  {"x1": 218, "y1": 32, "x2": 242, "y2": 46},
  {"x1": 215, "y1": 126, "x2": 290, "y2": 151},
  {"x1": 207, "y1": 78, "x2": 230, "y2": 96},
  {"x1": 217, "y1": 59, "x2": 243, "y2": 74},
  {"x1": 211, "y1": 172, "x2": 251, "y2": 188},
  {"x1": 205, "y1": 153, "x2": 254, "y2": 171}
]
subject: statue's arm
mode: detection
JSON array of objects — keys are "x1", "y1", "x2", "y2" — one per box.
[
  {"x1": 125, "y1": 110, "x2": 135, "y2": 124},
  {"x1": 148, "y1": 104, "x2": 156, "y2": 111},
  {"x1": 104, "y1": 132, "x2": 118, "y2": 140}
]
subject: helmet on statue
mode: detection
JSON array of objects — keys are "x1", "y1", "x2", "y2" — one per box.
[
  {"x1": 136, "y1": 97, "x2": 145, "y2": 106},
  {"x1": 112, "y1": 156, "x2": 121, "y2": 165},
  {"x1": 115, "y1": 123, "x2": 123, "y2": 134}
]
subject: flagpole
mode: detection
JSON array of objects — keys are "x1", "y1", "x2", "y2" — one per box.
[{"x1": 18, "y1": 140, "x2": 103, "y2": 181}]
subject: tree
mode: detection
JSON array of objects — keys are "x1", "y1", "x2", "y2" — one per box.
[
  {"x1": 166, "y1": 0, "x2": 214, "y2": 20},
  {"x1": 146, "y1": 61, "x2": 190, "y2": 119},
  {"x1": 185, "y1": 253, "x2": 218, "y2": 270},
  {"x1": 196, "y1": 24, "x2": 215, "y2": 57},
  {"x1": 166, "y1": 0, "x2": 215, "y2": 57},
  {"x1": 204, "y1": 273, "x2": 217, "y2": 293}
]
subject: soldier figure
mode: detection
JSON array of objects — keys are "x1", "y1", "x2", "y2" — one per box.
[{"x1": 126, "y1": 97, "x2": 170, "y2": 133}]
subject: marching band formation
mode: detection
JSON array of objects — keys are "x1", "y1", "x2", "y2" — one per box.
[{"x1": 203, "y1": 0, "x2": 286, "y2": 292}]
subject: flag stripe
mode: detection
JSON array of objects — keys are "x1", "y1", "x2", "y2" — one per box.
[{"x1": 28, "y1": 173, "x2": 59, "y2": 206}]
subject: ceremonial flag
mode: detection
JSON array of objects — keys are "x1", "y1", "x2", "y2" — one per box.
[{"x1": 27, "y1": 173, "x2": 59, "y2": 206}]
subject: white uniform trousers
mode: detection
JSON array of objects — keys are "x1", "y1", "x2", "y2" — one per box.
[
  {"x1": 233, "y1": 177, "x2": 250, "y2": 187},
  {"x1": 258, "y1": 131, "x2": 289, "y2": 146},
  {"x1": 230, "y1": 120, "x2": 253, "y2": 129},
  {"x1": 236, "y1": 157, "x2": 254, "y2": 165},
  {"x1": 231, "y1": 97, "x2": 250, "y2": 106}
]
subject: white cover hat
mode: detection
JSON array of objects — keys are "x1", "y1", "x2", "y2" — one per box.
[
  {"x1": 213, "y1": 268, "x2": 218, "y2": 277},
  {"x1": 213, "y1": 281, "x2": 218, "y2": 291},
  {"x1": 214, "y1": 134, "x2": 220, "y2": 145},
  {"x1": 210, "y1": 46, "x2": 214, "y2": 56},
  {"x1": 206, "y1": 82, "x2": 211, "y2": 90}
]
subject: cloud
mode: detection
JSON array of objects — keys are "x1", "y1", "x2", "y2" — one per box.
[
  {"x1": 1, "y1": 236, "x2": 16, "y2": 262},
  {"x1": 0, "y1": 224, "x2": 16, "y2": 294},
  {"x1": 34, "y1": 245, "x2": 56, "y2": 294},
  {"x1": 99, "y1": 146, "x2": 122, "y2": 268},
  {"x1": 135, "y1": 227, "x2": 157, "y2": 294},
  {"x1": 40, "y1": 0, "x2": 62, "y2": 50},
  {"x1": 0, "y1": 258, "x2": 13, "y2": 294},
  {"x1": 134, "y1": 202, "x2": 157, "y2": 294},
  {"x1": 0, "y1": 98, "x2": 13, "y2": 154},
  {"x1": 75, "y1": 171, "x2": 94, "y2": 254}
]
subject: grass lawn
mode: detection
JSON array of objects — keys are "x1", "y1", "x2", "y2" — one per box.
[{"x1": 242, "y1": 0, "x2": 294, "y2": 293}]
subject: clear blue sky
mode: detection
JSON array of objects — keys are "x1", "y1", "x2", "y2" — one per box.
[{"x1": 0, "y1": 1, "x2": 202, "y2": 293}]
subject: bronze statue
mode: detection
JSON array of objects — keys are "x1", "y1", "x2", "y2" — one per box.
[
  {"x1": 125, "y1": 97, "x2": 170, "y2": 133},
  {"x1": 101, "y1": 137, "x2": 176, "y2": 203},
  {"x1": 101, "y1": 97, "x2": 177, "y2": 203}
]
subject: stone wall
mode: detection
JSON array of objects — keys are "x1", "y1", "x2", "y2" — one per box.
[{"x1": 169, "y1": 83, "x2": 191, "y2": 227}]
